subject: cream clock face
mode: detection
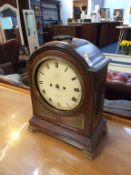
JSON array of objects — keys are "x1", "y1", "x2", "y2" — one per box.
[{"x1": 36, "y1": 57, "x2": 83, "y2": 111}]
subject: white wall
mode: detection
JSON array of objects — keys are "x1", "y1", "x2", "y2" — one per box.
[
  {"x1": 60, "y1": 0, "x2": 104, "y2": 22},
  {"x1": 60, "y1": 0, "x2": 131, "y2": 23},
  {"x1": 89, "y1": 0, "x2": 131, "y2": 18},
  {"x1": 103, "y1": 0, "x2": 131, "y2": 18},
  {"x1": 60, "y1": 0, "x2": 73, "y2": 24},
  {"x1": 88, "y1": 0, "x2": 104, "y2": 14}
]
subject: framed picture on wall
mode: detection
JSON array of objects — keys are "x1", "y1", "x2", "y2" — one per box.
[
  {"x1": 114, "y1": 9, "x2": 124, "y2": 21},
  {"x1": 100, "y1": 8, "x2": 110, "y2": 19}
]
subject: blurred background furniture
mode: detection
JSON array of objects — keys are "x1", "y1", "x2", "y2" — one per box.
[
  {"x1": 0, "y1": 3, "x2": 24, "y2": 46},
  {"x1": 106, "y1": 71, "x2": 131, "y2": 100},
  {"x1": 0, "y1": 39, "x2": 20, "y2": 73},
  {"x1": 104, "y1": 70, "x2": 131, "y2": 119},
  {"x1": 0, "y1": 39, "x2": 28, "y2": 74}
]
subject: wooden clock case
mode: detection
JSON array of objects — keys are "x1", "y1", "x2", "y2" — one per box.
[{"x1": 28, "y1": 38, "x2": 111, "y2": 159}]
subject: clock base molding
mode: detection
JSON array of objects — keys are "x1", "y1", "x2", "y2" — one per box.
[{"x1": 29, "y1": 116, "x2": 107, "y2": 159}]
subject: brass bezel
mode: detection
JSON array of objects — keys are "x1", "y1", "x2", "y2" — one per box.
[{"x1": 32, "y1": 55, "x2": 85, "y2": 115}]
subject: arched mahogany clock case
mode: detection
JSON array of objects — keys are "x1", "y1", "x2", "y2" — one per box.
[{"x1": 28, "y1": 38, "x2": 111, "y2": 159}]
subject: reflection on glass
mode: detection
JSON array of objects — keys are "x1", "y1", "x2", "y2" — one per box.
[
  {"x1": 0, "y1": 122, "x2": 27, "y2": 161},
  {"x1": 12, "y1": 131, "x2": 20, "y2": 140},
  {"x1": 123, "y1": 127, "x2": 131, "y2": 135},
  {"x1": 33, "y1": 168, "x2": 39, "y2": 175},
  {"x1": 25, "y1": 12, "x2": 36, "y2": 36},
  {"x1": 0, "y1": 8, "x2": 17, "y2": 29},
  {"x1": 1, "y1": 17, "x2": 13, "y2": 29}
]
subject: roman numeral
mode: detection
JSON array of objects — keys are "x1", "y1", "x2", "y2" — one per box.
[
  {"x1": 42, "y1": 89, "x2": 46, "y2": 94},
  {"x1": 49, "y1": 98, "x2": 52, "y2": 103},
  {"x1": 55, "y1": 62, "x2": 58, "y2": 68},
  {"x1": 72, "y1": 77, "x2": 77, "y2": 81},
  {"x1": 65, "y1": 67, "x2": 68, "y2": 72},
  {"x1": 39, "y1": 81, "x2": 43, "y2": 84},
  {"x1": 40, "y1": 72, "x2": 44, "y2": 75},
  {"x1": 57, "y1": 103, "x2": 61, "y2": 107},
  {"x1": 46, "y1": 64, "x2": 49, "y2": 69},
  {"x1": 74, "y1": 88, "x2": 80, "y2": 92},
  {"x1": 66, "y1": 103, "x2": 70, "y2": 109},
  {"x1": 72, "y1": 97, "x2": 77, "y2": 102}
]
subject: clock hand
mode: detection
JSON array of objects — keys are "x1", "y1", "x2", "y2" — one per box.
[
  {"x1": 72, "y1": 77, "x2": 77, "y2": 81},
  {"x1": 40, "y1": 72, "x2": 44, "y2": 75},
  {"x1": 64, "y1": 67, "x2": 68, "y2": 72}
]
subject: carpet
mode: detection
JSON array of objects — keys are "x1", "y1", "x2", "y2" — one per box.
[
  {"x1": 104, "y1": 99, "x2": 131, "y2": 118},
  {"x1": 100, "y1": 42, "x2": 118, "y2": 54}
]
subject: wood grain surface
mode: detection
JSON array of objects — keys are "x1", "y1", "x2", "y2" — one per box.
[{"x1": 0, "y1": 83, "x2": 131, "y2": 175}]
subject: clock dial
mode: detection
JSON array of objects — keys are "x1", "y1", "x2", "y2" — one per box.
[{"x1": 36, "y1": 57, "x2": 83, "y2": 111}]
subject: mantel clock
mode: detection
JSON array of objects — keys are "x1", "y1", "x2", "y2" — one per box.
[{"x1": 28, "y1": 38, "x2": 111, "y2": 159}]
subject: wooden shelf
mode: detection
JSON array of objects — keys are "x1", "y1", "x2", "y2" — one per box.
[{"x1": 30, "y1": 0, "x2": 61, "y2": 43}]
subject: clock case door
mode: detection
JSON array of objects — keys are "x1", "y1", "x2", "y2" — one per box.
[{"x1": 28, "y1": 38, "x2": 111, "y2": 159}]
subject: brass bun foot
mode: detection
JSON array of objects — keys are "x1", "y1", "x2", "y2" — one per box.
[
  {"x1": 83, "y1": 125, "x2": 108, "y2": 160},
  {"x1": 28, "y1": 125, "x2": 38, "y2": 133}
]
